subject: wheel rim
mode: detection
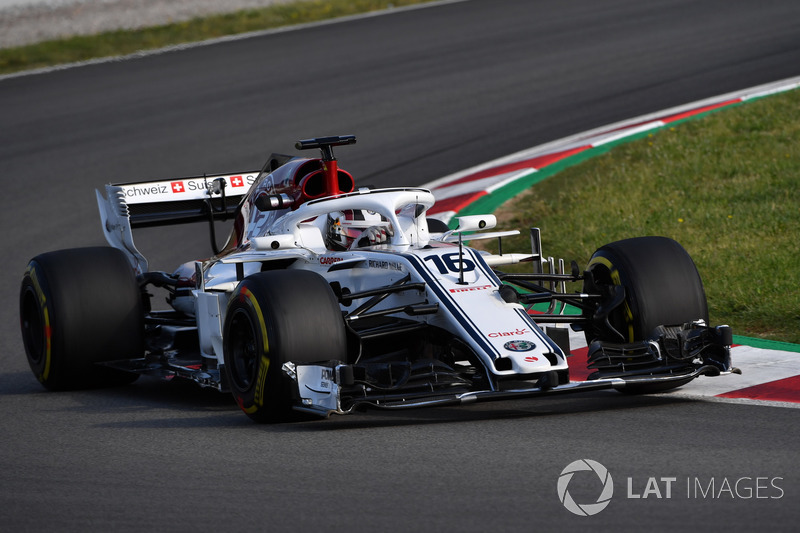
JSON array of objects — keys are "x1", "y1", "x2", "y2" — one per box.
[
  {"x1": 21, "y1": 287, "x2": 45, "y2": 365},
  {"x1": 227, "y1": 308, "x2": 260, "y2": 391}
]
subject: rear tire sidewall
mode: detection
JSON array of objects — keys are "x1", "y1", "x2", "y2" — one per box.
[
  {"x1": 19, "y1": 247, "x2": 143, "y2": 390},
  {"x1": 223, "y1": 270, "x2": 346, "y2": 422}
]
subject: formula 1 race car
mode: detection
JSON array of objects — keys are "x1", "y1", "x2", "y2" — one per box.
[{"x1": 19, "y1": 135, "x2": 739, "y2": 422}]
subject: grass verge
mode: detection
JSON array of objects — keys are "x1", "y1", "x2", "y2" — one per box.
[
  {"x1": 488, "y1": 89, "x2": 800, "y2": 344},
  {"x1": 0, "y1": 0, "x2": 435, "y2": 76}
]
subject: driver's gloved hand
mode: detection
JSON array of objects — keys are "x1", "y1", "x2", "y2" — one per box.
[{"x1": 355, "y1": 225, "x2": 394, "y2": 248}]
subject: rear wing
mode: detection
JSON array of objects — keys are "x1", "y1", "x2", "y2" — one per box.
[
  {"x1": 96, "y1": 171, "x2": 259, "y2": 274},
  {"x1": 95, "y1": 154, "x2": 293, "y2": 273},
  {"x1": 105, "y1": 171, "x2": 260, "y2": 228},
  {"x1": 100, "y1": 153, "x2": 294, "y2": 228}
]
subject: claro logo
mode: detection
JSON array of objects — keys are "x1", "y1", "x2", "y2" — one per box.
[{"x1": 488, "y1": 328, "x2": 529, "y2": 338}]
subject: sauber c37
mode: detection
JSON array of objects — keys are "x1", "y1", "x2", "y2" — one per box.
[{"x1": 19, "y1": 136, "x2": 739, "y2": 422}]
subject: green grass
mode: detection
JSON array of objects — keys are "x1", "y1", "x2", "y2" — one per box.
[
  {"x1": 488, "y1": 89, "x2": 800, "y2": 344},
  {"x1": 0, "y1": 0, "x2": 435, "y2": 75}
]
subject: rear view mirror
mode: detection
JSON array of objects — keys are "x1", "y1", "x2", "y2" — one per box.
[{"x1": 454, "y1": 215, "x2": 496, "y2": 233}]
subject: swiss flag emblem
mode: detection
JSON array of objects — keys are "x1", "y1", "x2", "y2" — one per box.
[
  {"x1": 230, "y1": 175, "x2": 244, "y2": 187},
  {"x1": 171, "y1": 181, "x2": 185, "y2": 193}
]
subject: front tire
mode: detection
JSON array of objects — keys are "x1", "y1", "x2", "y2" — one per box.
[
  {"x1": 583, "y1": 237, "x2": 709, "y2": 394},
  {"x1": 223, "y1": 270, "x2": 347, "y2": 422},
  {"x1": 584, "y1": 236, "x2": 708, "y2": 344},
  {"x1": 19, "y1": 247, "x2": 143, "y2": 390}
]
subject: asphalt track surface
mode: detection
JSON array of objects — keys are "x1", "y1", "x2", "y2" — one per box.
[{"x1": 1, "y1": 0, "x2": 800, "y2": 530}]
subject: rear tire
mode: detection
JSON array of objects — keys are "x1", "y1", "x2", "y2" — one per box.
[
  {"x1": 19, "y1": 247, "x2": 143, "y2": 390},
  {"x1": 223, "y1": 270, "x2": 347, "y2": 422}
]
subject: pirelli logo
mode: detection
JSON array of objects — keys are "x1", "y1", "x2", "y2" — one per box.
[{"x1": 449, "y1": 285, "x2": 492, "y2": 293}]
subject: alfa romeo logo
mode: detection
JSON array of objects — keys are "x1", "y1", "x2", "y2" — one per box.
[
  {"x1": 503, "y1": 340, "x2": 535, "y2": 352},
  {"x1": 557, "y1": 459, "x2": 614, "y2": 516}
]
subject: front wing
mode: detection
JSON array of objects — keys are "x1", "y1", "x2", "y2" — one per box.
[{"x1": 286, "y1": 361, "x2": 735, "y2": 417}]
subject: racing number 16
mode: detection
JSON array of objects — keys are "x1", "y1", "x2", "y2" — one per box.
[{"x1": 424, "y1": 253, "x2": 476, "y2": 275}]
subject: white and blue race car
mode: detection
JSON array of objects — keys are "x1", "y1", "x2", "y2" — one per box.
[{"x1": 19, "y1": 135, "x2": 739, "y2": 422}]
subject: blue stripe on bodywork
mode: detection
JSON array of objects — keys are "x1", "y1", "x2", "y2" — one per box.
[
  {"x1": 401, "y1": 251, "x2": 502, "y2": 361},
  {"x1": 514, "y1": 307, "x2": 564, "y2": 358},
  {"x1": 468, "y1": 249, "x2": 563, "y2": 358}
]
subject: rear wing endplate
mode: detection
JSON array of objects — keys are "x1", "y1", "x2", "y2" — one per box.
[{"x1": 96, "y1": 171, "x2": 258, "y2": 274}]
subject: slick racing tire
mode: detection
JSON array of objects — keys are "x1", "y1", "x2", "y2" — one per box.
[
  {"x1": 583, "y1": 236, "x2": 709, "y2": 345},
  {"x1": 19, "y1": 247, "x2": 143, "y2": 390},
  {"x1": 223, "y1": 270, "x2": 347, "y2": 423},
  {"x1": 583, "y1": 237, "x2": 709, "y2": 393}
]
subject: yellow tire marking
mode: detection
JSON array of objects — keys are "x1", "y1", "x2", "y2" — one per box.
[
  {"x1": 241, "y1": 287, "x2": 269, "y2": 354},
  {"x1": 240, "y1": 286, "x2": 271, "y2": 409},
  {"x1": 253, "y1": 355, "x2": 270, "y2": 409},
  {"x1": 588, "y1": 255, "x2": 635, "y2": 342}
]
